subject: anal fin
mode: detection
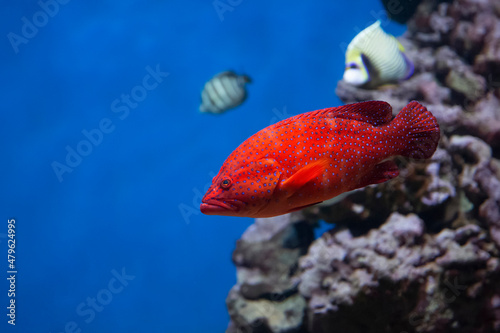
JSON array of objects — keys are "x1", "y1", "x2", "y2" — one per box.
[
  {"x1": 357, "y1": 160, "x2": 399, "y2": 188},
  {"x1": 286, "y1": 201, "x2": 323, "y2": 213}
]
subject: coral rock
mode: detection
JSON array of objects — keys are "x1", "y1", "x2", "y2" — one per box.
[
  {"x1": 226, "y1": 213, "x2": 313, "y2": 332},
  {"x1": 300, "y1": 213, "x2": 500, "y2": 333}
]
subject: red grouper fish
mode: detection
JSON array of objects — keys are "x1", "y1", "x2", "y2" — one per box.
[{"x1": 200, "y1": 101, "x2": 440, "y2": 218}]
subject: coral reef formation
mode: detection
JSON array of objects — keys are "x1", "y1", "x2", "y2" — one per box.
[
  {"x1": 226, "y1": 0, "x2": 500, "y2": 332},
  {"x1": 299, "y1": 213, "x2": 500, "y2": 332}
]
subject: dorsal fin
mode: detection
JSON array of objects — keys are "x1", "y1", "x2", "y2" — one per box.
[
  {"x1": 318, "y1": 101, "x2": 392, "y2": 126},
  {"x1": 270, "y1": 101, "x2": 393, "y2": 129}
]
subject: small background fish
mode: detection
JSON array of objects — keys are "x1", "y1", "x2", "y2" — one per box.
[
  {"x1": 200, "y1": 70, "x2": 252, "y2": 114},
  {"x1": 343, "y1": 20, "x2": 414, "y2": 88}
]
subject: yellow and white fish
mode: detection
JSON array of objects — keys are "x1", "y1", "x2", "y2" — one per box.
[
  {"x1": 200, "y1": 71, "x2": 251, "y2": 114},
  {"x1": 343, "y1": 20, "x2": 414, "y2": 88}
]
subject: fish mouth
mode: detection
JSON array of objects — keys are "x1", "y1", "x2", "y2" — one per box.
[{"x1": 200, "y1": 198, "x2": 246, "y2": 215}]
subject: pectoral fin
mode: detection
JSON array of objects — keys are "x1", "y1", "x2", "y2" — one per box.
[{"x1": 281, "y1": 159, "x2": 330, "y2": 193}]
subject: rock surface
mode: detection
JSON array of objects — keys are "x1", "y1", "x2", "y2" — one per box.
[
  {"x1": 300, "y1": 213, "x2": 500, "y2": 333},
  {"x1": 227, "y1": 0, "x2": 500, "y2": 332},
  {"x1": 226, "y1": 213, "x2": 313, "y2": 332}
]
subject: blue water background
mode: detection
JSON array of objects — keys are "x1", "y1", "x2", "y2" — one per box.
[{"x1": 0, "y1": 1, "x2": 405, "y2": 332}]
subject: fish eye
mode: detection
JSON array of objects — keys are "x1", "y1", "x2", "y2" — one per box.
[
  {"x1": 220, "y1": 179, "x2": 232, "y2": 189},
  {"x1": 346, "y1": 63, "x2": 359, "y2": 69}
]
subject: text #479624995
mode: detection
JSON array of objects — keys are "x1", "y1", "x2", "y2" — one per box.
[{"x1": 6, "y1": 219, "x2": 16, "y2": 326}]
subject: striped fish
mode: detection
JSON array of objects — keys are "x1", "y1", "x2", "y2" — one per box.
[
  {"x1": 343, "y1": 20, "x2": 414, "y2": 88},
  {"x1": 200, "y1": 71, "x2": 251, "y2": 114}
]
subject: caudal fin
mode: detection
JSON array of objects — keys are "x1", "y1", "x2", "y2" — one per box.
[{"x1": 392, "y1": 101, "x2": 440, "y2": 159}]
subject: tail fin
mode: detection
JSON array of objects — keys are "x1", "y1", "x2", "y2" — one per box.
[{"x1": 392, "y1": 101, "x2": 440, "y2": 159}]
